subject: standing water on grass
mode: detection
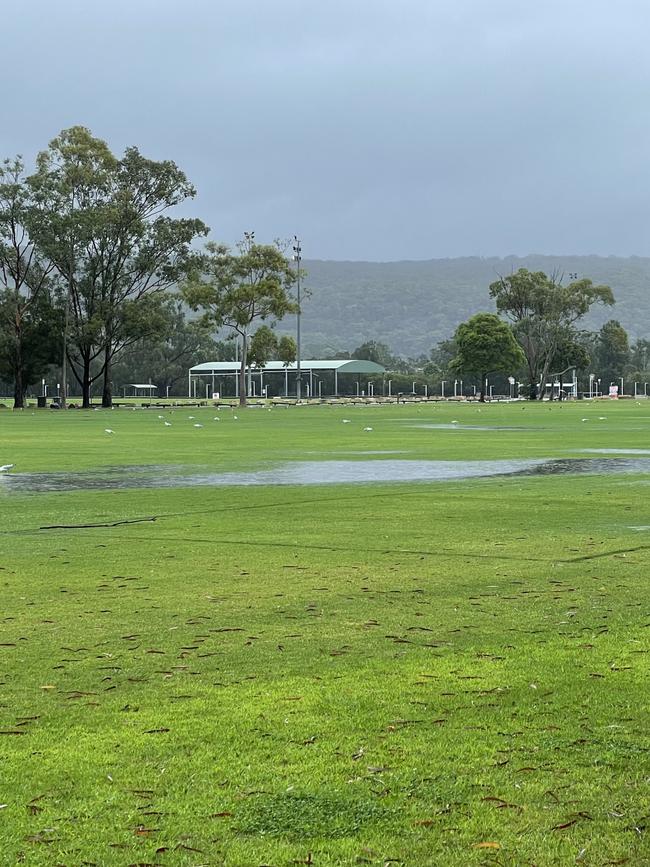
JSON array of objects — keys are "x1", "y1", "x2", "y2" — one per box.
[{"x1": 1, "y1": 457, "x2": 650, "y2": 492}]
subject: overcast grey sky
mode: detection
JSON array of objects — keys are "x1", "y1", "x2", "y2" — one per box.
[{"x1": 3, "y1": 0, "x2": 650, "y2": 260}]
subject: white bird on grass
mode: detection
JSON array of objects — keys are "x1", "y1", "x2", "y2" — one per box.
[
  {"x1": 104, "y1": 429, "x2": 114, "y2": 434},
  {"x1": 193, "y1": 423, "x2": 203, "y2": 428},
  {"x1": 342, "y1": 419, "x2": 351, "y2": 424},
  {"x1": 164, "y1": 421, "x2": 172, "y2": 427},
  {"x1": 0, "y1": 464, "x2": 14, "y2": 472},
  {"x1": 363, "y1": 426, "x2": 373, "y2": 431}
]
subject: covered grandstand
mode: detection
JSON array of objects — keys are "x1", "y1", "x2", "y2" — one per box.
[{"x1": 188, "y1": 359, "x2": 386, "y2": 399}]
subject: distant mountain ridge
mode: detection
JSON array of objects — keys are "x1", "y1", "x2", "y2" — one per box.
[{"x1": 291, "y1": 255, "x2": 650, "y2": 357}]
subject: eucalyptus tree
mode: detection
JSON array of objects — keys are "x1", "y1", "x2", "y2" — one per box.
[
  {"x1": 27, "y1": 127, "x2": 208, "y2": 407},
  {"x1": 183, "y1": 235, "x2": 299, "y2": 406},
  {"x1": 489, "y1": 269, "x2": 614, "y2": 398}
]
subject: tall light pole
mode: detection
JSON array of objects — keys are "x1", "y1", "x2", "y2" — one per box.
[{"x1": 293, "y1": 236, "x2": 302, "y2": 400}]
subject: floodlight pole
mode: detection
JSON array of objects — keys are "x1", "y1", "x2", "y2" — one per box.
[{"x1": 293, "y1": 236, "x2": 302, "y2": 401}]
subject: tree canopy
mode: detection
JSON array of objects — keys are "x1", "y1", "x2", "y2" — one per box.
[
  {"x1": 451, "y1": 313, "x2": 524, "y2": 401},
  {"x1": 26, "y1": 126, "x2": 207, "y2": 407},
  {"x1": 489, "y1": 268, "x2": 614, "y2": 398},
  {"x1": 183, "y1": 236, "x2": 298, "y2": 405}
]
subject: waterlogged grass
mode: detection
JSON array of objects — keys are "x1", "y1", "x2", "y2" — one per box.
[{"x1": 0, "y1": 400, "x2": 649, "y2": 865}]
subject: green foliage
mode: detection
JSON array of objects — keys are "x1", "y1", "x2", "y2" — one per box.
[
  {"x1": 0, "y1": 287, "x2": 61, "y2": 399},
  {"x1": 352, "y1": 339, "x2": 397, "y2": 369},
  {"x1": 248, "y1": 325, "x2": 279, "y2": 368},
  {"x1": 183, "y1": 236, "x2": 298, "y2": 405},
  {"x1": 595, "y1": 319, "x2": 630, "y2": 384},
  {"x1": 111, "y1": 299, "x2": 223, "y2": 394},
  {"x1": 0, "y1": 157, "x2": 57, "y2": 407},
  {"x1": 451, "y1": 312, "x2": 524, "y2": 400},
  {"x1": 489, "y1": 268, "x2": 614, "y2": 398},
  {"x1": 25, "y1": 126, "x2": 208, "y2": 407},
  {"x1": 277, "y1": 334, "x2": 297, "y2": 366}
]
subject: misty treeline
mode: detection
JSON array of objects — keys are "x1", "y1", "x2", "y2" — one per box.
[{"x1": 352, "y1": 270, "x2": 650, "y2": 399}]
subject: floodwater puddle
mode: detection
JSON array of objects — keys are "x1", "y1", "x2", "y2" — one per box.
[{"x1": 2, "y1": 456, "x2": 650, "y2": 492}]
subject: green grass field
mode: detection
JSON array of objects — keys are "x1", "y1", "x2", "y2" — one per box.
[{"x1": 1, "y1": 400, "x2": 649, "y2": 866}]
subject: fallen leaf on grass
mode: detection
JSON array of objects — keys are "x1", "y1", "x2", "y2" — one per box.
[
  {"x1": 133, "y1": 825, "x2": 159, "y2": 836},
  {"x1": 473, "y1": 842, "x2": 500, "y2": 849},
  {"x1": 551, "y1": 812, "x2": 593, "y2": 831},
  {"x1": 210, "y1": 811, "x2": 233, "y2": 818},
  {"x1": 482, "y1": 796, "x2": 521, "y2": 810},
  {"x1": 143, "y1": 728, "x2": 170, "y2": 734}
]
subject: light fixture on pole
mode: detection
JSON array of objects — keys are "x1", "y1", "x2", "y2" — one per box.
[{"x1": 292, "y1": 236, "x2": 302, "y2": 400}]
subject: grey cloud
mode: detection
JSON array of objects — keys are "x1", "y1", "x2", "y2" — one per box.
[{"x1": 2, "y1": 0, "x2": 650, "y2": 259}]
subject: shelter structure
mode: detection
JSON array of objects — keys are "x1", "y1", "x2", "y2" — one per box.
[
  {"x1": 188, "y1": 359, "x2": 386, "y2": 399},
  {"x1": 125, "y1": 383, "x2": 158, "y2": 398}
]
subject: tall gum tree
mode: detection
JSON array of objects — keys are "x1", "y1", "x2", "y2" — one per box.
[
  {"x1": 489, "y1": 269, "x2": 614, "y2": 399},
  {"x1": 183, "y1": 235, "x2": 299, "y2": 406},
  {"x1": 27, "y1": 127, "x2": 207, "y2": 407}
]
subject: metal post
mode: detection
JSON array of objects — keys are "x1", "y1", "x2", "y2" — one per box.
[
  {"x1": 388, "y1": 380, "x2": 392, "y2": 397},
  {"x1": 334, "y1": 369, "x2": 338, "y2": 396},
  {"x1": 441, "y1": 380, "x2": 446, "y2": 398},
  {"x1": 293, "y1": 236, "x2": 302, "y2": 400}
]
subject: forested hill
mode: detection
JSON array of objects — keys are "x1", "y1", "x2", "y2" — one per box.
[{"x1": 295, "y1": 255, "x2": 650, "y2": 357}]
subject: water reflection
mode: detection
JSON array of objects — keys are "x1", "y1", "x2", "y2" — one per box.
[{"x1": 1, "y1": 456, "x2": 650, "y2": 493}]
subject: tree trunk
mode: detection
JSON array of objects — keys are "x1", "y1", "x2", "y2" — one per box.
[
  {"x1": 82, "y1": 355, "x2": 92, "y2": 408},
  {"x1": 238, "y1": 333, "x2": 248, "y2": 407},
  {"x1": 13, "y1": 335, "x2": 24, "y2": 409},
  {"x1": 479, "y1": 374, "x2": 486, "y2": 402},
  {"x1": 13, "y1": 366, "x2": 24, "y2": 410},
  {"x1": 102, "y1": 348, "x2": 113, "y2": 408}
]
